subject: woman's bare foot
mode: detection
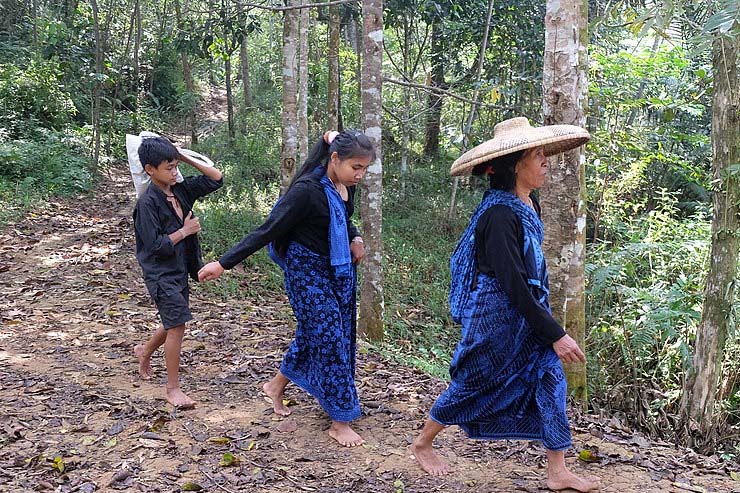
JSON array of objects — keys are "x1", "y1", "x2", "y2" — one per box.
[
  {"x1": 262, "y1": 381, "x2": 291, "y2": 416},
  {"x1": 411, "y1": 437, "x2": 452, "y2": 476},
  {"x1": 165, "y1": 386, "x2": 196, "y2": 409},
  {"x1": 328, "y1": 421, "x2": 365, "y2": 447},
  {"x1": 547, "y1": 469, "x2": 600, "y2": 492},
  {"x1": 134, "y1": 344, "x2": 153, "y2": 379}
]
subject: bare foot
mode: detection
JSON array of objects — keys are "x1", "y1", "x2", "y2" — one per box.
[
  {"x1": 262, "y1": 381, "x2": 291, "y2": 416},
  {"x1": 134, "y1": 344, "x2": 153, "y2": 379},
  {"x1": 547, "y1": 470, "x2": 600, "y2": 492},
  {"x1": 411, "y1": 438, "x2": 452, "y2": 476},
  {"x1": 328, "y1": 422, "x2": 365, "y2": 447},
  {"x1": 165, "y1": 386, "x2": 196, "y2": 409}
]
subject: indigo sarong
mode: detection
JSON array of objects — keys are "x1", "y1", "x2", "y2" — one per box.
[
  {"x1": 280, "y1": 241, "x2": 360, "y2": 422},
  {"x1": 431, "y1": 189, "x2": 571, "y2": 451}
]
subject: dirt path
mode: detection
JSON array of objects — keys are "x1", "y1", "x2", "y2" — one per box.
[{"x1": 1, "y1": 167, "x2": 738, "y2": 493}]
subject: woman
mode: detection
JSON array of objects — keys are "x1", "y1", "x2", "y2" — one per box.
[
  {"x1": 198, "y1": 130, "x2": 375, "y2": 447},
  {"x1": 411, "y1": 117, "x2": 600, "y2": 492}
]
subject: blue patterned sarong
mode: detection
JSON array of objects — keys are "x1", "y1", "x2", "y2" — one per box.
[
  {"x1": 279, "y1": 241, "x2": 360, "y2": 422},
  {"x1": 430, "y1": 190, "x2": 571, "y2": 451}
]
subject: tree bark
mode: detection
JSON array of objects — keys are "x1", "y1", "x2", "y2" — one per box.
[
  {"x1": 359, "y1": 0, "x2": 383, "y2": 341},
  {"x1": 225, "y1": 55, "x2": 235, "y2": 141},
  {"x1": 679, "y1": 34, "x2": 739, "y2": 452},
  {"x1": 89, "y1": 0, "x2": 104, "y2": 170},
  {"x1": 541, "y1": 0, "x2": 589, "y2": 401},
  {"x1": 327, "y1": 4, "x2": 341, "y2": 129},
  {"x1": 174, "y1": 0, "x2": 198, "y2": 144},
  {"x1": 297, "y1": 0, "x2": 310, "y2": 164},
  {"x1": 281, "y1": 0, "x2": 300, "y2": 193}
]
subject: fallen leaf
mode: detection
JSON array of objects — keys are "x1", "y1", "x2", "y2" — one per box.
[{"x1": 219, "y1": 452, "x2": 239, "y2": 467}]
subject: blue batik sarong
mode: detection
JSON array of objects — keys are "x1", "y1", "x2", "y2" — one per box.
[
  {"x1": 430, "y1": 189, "x2": 571, "y2": 451},
  {"x1": 279, "y1": 241, "x2": 360, "y2": 422}
]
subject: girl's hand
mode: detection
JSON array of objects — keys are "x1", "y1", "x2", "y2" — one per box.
[
  {"x1": 350, "y1": 239, "x2": 365, "y2": 264},
  {"x1": 198, "y1": 261, "x2": 225, "y2": 282},
  {"x1": 552, "y1": 334, "x2": 586, "y2": 364}
]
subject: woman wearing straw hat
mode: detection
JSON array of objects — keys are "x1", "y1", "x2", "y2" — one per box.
[{"x1": 411, "y1": 117, "x2": 600, "y2": 492}]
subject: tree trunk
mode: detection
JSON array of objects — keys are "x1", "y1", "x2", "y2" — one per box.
[
  {"x1": 280, "y1": 0, "x2": 299, "y2": 193},
  {"x1": 297, "y1": 0, "x2": 310, "y2": 164},
  {"x1": 327, "y1": 4, "x2": 341, "y2": 130},
  {"x1": 225, "y1": 56, "x2": 235, "y2": 141},
  {"x1": 541, "y1": 0, "x2": 589, "y2": 401},
  {"x1": 89, "y1": 0, "x2": 104, "y2": 170},
  {"x1": 132, "y1": 0, "x2": 141, "y2": 130},
  {"x1": 359, "y1": 0, "x2": 383, "y2": 341},
  {"x1": 679, "y1": 34, "x2": 739, "y2": 452},
  {"x1": 174, "y1": 0, "x2": 198, "y2": 144},
  {"x1": 422, "y1": 18, "x2": 443, "y2": 159},
  {"x1": 240, "y1": 39, "x2": 253, "y2": 108}
]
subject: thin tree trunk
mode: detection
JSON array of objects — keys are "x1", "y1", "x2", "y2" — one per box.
[
  {"x1": 280, "y1": 0, "x2": 299, "y2": 193},
  {"x1": 133, "y1": 0, "x2": 141, "y2": 130},
  {"x1": 359, "y1": 0, "x2": 383, "y2": 341},
  {"x1": 89, "y1": 0, "x2": 104, "y2": 170},
  {"x1": 297, "y1": 0, "x2": 310, "y2": 164},
  {"x1": 225, "y1": 56, "x2": 235, "y2": 141},
  {"x1": 327, "y1": 4, "x2": 341, "y2": 129},
  {"x1": 541, "y1": 0, "x2": 589, "y2": 401},
  {"x1": 679, "y1": 34, "x2": 739, "y2": 453},
  {"x1": 174, "y1": 0, "x2": 198, "y2": 144},
  {"x1": 422, "y1": 18, "x2": 443, "y2": 159},
  {"x1": 446, "y1": 0, "x2": 494, "y2": 221},
  {"x1": 240, "y1": 39, "x2": 253, "y2": 108}
]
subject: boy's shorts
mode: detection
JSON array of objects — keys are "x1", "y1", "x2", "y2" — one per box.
[{"x1": 153, "y1": 285, "x2": 193, "y2": 329}]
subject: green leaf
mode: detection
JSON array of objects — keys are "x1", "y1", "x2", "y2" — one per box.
[
  {"x1": 219, "y1": 452, "x2": 239, "y2": 467},
  {"x1": 52, "y1": 456, "x2": 65, "y2": 473},
  {"x1": 182, "y1": 482, "x2": 203, "y2": 491}
]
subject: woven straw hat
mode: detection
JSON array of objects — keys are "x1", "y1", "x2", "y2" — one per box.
[{"x1": 450, "y1": 117, "x2": 590, "y2": 176}]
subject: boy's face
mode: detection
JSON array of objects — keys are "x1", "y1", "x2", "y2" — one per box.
[{"x1": 145, "y1": 159, "x2": 179, "y2": 188}]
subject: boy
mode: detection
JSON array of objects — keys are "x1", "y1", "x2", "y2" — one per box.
[{"x1": 132, "y1": 136, "x2": 223, "y2": 409}]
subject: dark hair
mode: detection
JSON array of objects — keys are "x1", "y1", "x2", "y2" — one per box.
[
  {"x1": 288, "y1": 129, "x2": 376, "y2": 191},
  {"x1": 138, "y1": 136, "x2": 179, "y2": 169},
  {"x1": 471, "y1": 150, "x2": 524, "y2": 191}
]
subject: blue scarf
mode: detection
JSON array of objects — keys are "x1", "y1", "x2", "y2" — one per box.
[
  {"x1": 449, "y1": 188, "x2": 548, "y2": 323},
  {"x1": 268, "y1": 167, "x2": 352, "y2": 278}
]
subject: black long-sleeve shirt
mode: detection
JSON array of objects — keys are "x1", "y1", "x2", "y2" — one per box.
[
  {"x1": 134, "y1": 175, "x2": 224, "y2": 297},
  {"x1": 475, "y1": 201, "x2": 566, "y2": 345},
  {"x1": 219, "y1": 172, "x2": 360, "y2": 269}
]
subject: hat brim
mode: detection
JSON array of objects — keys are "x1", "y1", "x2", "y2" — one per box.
[{"x1": 450, "y1": 125, "x2": 590, "y2": 176}]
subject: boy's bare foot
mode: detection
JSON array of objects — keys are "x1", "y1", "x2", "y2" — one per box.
[
  {"x1": 134, "y1": 344, "x2": 153, "y2": 379},
  {"x1": 165, "y1": 387, "x2": 196, "y2": 409},
  {"x1": 411, "y1": 438, "x2": 452, "y2": 476},
  {"x1": 262, "y1": 381, "x2": 291, "y2": 416},
  {"x1": 328, "y1": 422, "x2": 365, "y2": 447},
  {"x1": 547, "y1": 470, "x2": 600, "y2": 492}
]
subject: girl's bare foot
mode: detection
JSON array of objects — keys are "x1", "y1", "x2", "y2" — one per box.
[
  {"x1": 411, "y1": 438, "x2": 452, "y2": 476},
  {"x1": 328, "y1": 421, "x2": 364, "y2": 447},
  {"x1": 262, "y1": 381, "x2": 291, "y2": 416},
  {"x1": 165, "y1": 386, "x2": 196, "y2": 409},
  {"x1": 547, "y1": 469, "x2": 600, "y2": 492},
  {"x1": 134, "y1": 344, "x2": 153, "y2": 379}
]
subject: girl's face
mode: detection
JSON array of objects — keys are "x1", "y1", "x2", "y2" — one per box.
[
  {"x1": 515, "y1": 146, "x2": 548, "y2": 190},
  {"x1": 329, "y1": 152, "x2": 373, "y2": 186}
]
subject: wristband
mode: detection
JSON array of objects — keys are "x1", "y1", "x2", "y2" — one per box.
[
  {"x1": 351, "y1": 237, "x2": 364, "y2": 244},
  {"x1": 178, "y1": 229, "x2": 185, "y2": 241}
]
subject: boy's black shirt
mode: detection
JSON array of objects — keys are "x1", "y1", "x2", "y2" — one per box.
[
  {"x1": 134, "y1": 175, "x2": 223, "y2": 297},
  {"x1": 474, "y1": 198, "x2": 566, "y2": 346},
  {"x1": 219, "y1": 172, "x2": 360, "y2": 270}
]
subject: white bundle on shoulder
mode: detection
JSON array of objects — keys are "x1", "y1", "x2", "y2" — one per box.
[{"x1": 126, "y1": 131, "x2": 215, "y2": 198}]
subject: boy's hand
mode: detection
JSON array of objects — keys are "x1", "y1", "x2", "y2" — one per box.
[
  {"x1": 198, "y1": 261, "x2": 225, "y2": 282},
  {"x1": 181, "y1": 211, "x2": 201, "y2": 237}
]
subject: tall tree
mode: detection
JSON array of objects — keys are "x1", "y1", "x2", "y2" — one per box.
[
  {"x1": 298, "y1": 0, "x2": 310, "y2": 164},
  {"x1": 89, "y1": 0, "x2": 105, "y2": 169},
  {"x1": 422, "y1": 16, "x2": 443, "y2": 159},
  {"x1": 359, "y1": 0, "x2": 384, "y2": 340},
  {"x1": 541, "y1": 0, "x2": 589, "y2": 400},
  {"x1": 327, "y1": 4, "x2": 341, "y2": 129},
  {"x1": 281, "y1": 0, "x2": 300, "y2": 192},
  {"x1": 173, "y1": 0, "x2": 199, "y2": 144},
  {"x1": 680, "y1": 31, "x2": 739, "y2": 452}
]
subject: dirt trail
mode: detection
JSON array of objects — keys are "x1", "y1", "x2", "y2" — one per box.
[{"x1": 1, "y1": 168, "x2": 739, "y2": 493}]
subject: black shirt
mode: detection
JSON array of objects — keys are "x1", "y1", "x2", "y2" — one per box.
[
  {"x1": 134, "y1": 175, "x2": 224, "y2": 297},
  {"x1": 475, "y1": 200, "x2": 566, "y2": 345},
  {"x1": 219, "y1": 171, "x2": 360, "y2": 269}
]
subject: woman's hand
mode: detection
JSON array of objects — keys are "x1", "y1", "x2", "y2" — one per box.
[
  {"x1": 350, "y1": 238, "x2": 365, "y2": 264},
  {"x1": 552, "y1": 334, "x2": 586, "y2": 364},
  {"x1": 198, "y1": 261, "x2": 225, "y2": 282}
]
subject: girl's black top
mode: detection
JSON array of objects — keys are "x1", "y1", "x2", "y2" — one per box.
[
  {"x1": 219, "y1": 172, "x2": 360, "y2": 269},
  {"x1": 474, "y1": 198, "x2": 566, "y2": 345}
]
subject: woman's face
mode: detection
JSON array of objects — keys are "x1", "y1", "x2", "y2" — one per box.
[
  {"x1": 330, "y1": 152, "x2": 373, "y2": 186},
  {"x1": 515, "y1": 146, "x2": 548, "y2": 190}
]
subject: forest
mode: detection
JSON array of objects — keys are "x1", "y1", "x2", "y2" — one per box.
[{"x1": 0, "y1": 0, "x2": 739, "y2": 491}]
